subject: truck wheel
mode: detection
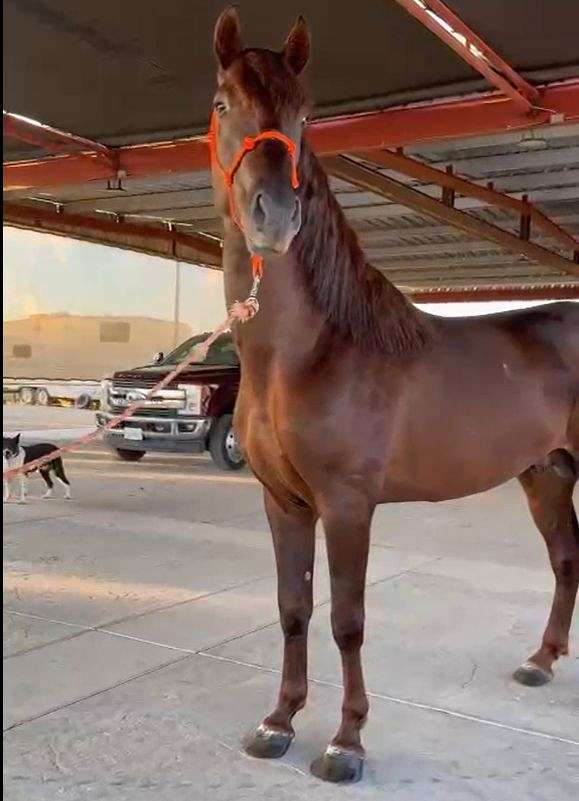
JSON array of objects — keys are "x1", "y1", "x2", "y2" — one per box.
[
  {"x1": 209, "y1": 414, "x2": 245, "y2": 471},
  {"x1": 19, "y1": 386, "x2": 36, "y2": 405},
  {"x1": 75, "y1": 393, "x2": 92, "y2": 409},
  {"x1": 114, "y1": 448, "x2": 146, "y2": 462},
  {"x1": 36, "y1": 388, "x2": 50, "y2": 406}
]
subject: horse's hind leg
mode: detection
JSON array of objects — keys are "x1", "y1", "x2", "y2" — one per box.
[
  {"x1": 244, "y1": 489, "x2": 316, "y2": 759},
  {"x1": 514, "y1": 450, "x2": 578, "y2": 686}
]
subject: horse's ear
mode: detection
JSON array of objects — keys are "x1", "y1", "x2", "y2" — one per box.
[
  {"x1": 14, "y1": 434, "x2": 20, "y2": 446},
  {"x1": 283, "y1": 15, "x2": 310, "y2": 75},
  {"x1": 214, "y1": 6, "x2": 243, "y2": 70}
]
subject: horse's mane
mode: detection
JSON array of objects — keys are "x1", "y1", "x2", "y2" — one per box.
[
  {"x1": 233, "y1": 49, "x2": 431, "y2": 356},
  {"x1": 294, "y1": 145, "x2": 432, "y2": 356}
]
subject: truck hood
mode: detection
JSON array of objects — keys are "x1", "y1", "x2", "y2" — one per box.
[{"x1": 112, "y1": 363, "x2": 239, "y2": 387}]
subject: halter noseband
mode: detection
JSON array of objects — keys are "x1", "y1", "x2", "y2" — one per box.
[{"x1": 208, "y1": 111, "x2": 300, "y2": 278}]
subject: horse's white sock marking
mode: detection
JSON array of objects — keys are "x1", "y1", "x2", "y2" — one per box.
[{"x1": 256, "y1": 723, "x2": 292, "y2": 740}]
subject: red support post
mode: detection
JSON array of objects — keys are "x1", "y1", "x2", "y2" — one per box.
[
  {"x1": 519, "y1": 195, "x2": 531, "y2": 242},
  {"x1": 441, "y1": 165, "x2": 455, "y2": 207}
]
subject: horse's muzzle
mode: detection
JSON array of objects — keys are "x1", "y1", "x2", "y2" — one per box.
[{"x1": 247, "y1": 191, "x2": 301, "y2": 255}]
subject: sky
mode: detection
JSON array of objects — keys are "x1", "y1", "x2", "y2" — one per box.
[
  {"x1": 3, "y1": 227, "x2": 225, "y2": 331},
  {"x1": 3, "y1": 227, "x2": 573, "y2": 329}
]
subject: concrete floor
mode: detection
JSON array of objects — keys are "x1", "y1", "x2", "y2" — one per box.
[{"x1": 3, "y1": 406, "x2": 579, "y2": 800}]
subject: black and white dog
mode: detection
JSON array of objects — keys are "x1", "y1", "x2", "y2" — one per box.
[{"x1": 3, "y1": 434, "x2": 72, "y2": 503}]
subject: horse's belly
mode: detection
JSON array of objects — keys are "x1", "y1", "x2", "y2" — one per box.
[{"x1": 382, "y1": 371, "x2": 568, "y2": 502}]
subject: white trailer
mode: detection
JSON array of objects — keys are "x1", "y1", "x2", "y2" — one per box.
[{"x1": 3, "y1": 378, "x2": 100, "y2": 408}]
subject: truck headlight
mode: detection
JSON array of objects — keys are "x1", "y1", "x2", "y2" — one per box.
[
  {"x1": 99, "y1": 379, "x2": 112, "y2": 409},
  {"x1": 178, "y1": 384, "x2": 201, "y2": 415}
]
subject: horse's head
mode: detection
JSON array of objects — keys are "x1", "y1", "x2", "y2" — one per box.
[{"x1": 211, "y1": 7, "x2": 310, "y2": 257}]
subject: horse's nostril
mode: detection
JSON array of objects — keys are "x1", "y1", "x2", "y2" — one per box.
[
  {"x1": 253, "y1": 193, "x2": 266, "y2": 229},
  {"x1": 291, "y1": 197, "x2": 301, "y2": 224}
]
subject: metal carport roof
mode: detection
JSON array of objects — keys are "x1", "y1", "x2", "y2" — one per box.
[{"x1": 4, "y1": 0, "x2": 579, "y2": 301}]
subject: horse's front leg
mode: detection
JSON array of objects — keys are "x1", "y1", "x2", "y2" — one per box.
[
  {"x1": 311, "y1": 492, "x2": 373, "y2": 784},
  {"x1": 244, "y1": 488, "x2": 316, "y2": 759}
]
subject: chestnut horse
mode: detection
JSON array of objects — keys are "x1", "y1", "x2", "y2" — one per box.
[{"x1": 211, "y1": 8, "x2": 579, "y2": 783}]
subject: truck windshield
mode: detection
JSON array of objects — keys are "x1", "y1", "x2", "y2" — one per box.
[{"x1": 160, "y1": 333, "x2": 238, "y2": 366}]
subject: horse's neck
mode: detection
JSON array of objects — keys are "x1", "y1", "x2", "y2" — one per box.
[
  {"x1": 222, "y1": 223, "x2": 323, "y2": 368},
  {"x1": 221, "y1": 146, "x2": 430, "y2": 364}
]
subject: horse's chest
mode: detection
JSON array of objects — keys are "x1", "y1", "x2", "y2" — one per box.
[
  {"x1": 235, "y1": 390, "x2": 284, "y2": 469},
  {"x1": 234, "y1": 384, "x2": 312, "y2": 503}
]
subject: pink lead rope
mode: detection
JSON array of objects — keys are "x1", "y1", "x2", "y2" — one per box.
[
  {"x1": 3, "y1": 321, "x2": 229, "y2": 481},
  {"x1": 4, "y1": 117, "x2": 299, "y2": 481}
]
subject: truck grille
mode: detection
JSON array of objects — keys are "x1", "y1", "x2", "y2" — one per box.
[{"x1": 108, "y1": 385, "x2": 185, "y2": 412}]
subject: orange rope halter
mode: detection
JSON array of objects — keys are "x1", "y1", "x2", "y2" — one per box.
[{"x1": 208, "y1": 111, "x2": 300, "y2": 278}]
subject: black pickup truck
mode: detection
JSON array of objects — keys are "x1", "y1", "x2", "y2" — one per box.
[{"x1": 96, "y1": 333, "x2": 244, "y2": 470}]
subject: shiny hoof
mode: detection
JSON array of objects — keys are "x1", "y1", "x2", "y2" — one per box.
[
  {"x1": 513, "y1": 662, "x2": 553, "y2": 687},
  {"x1": 244, "y1": 724, "x2": 294, "y2": 759},
  {"x1": 310, "y1": 746, "x2": 364, "y2": 783}
]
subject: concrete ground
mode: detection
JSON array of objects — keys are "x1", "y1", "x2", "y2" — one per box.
[
  {"x1": 3, "y1": 404, "x2": 95, "y2": 439},
  {"x1": 3, "y1": 406, "x2": 579, "y2": 800}
]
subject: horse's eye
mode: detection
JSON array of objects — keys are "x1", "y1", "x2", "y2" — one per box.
[{"x1": 214, "y1": 100, "x2": 228, "y2": 116}]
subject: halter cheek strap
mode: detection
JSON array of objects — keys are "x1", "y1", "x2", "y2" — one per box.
[{"x1": 208, "y1": 111, "x2": 300, "y2": 278}]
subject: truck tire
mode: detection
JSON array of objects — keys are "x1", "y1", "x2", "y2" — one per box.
[
  {"x1": 114, "y1": 448, "x2": 146, "y2": 462},
  {"x1": 75, "y1": 392, "x2": 92, "y2": 409},
  {"x1": 35, "y1": 387, "x2": 50, "y2": 406},
  {"x1": 19, "y1": 386, "x2": 36, "y2": 405},
  {"x1": 209, "y1": 414, "x2": 246, "y2": 471}
]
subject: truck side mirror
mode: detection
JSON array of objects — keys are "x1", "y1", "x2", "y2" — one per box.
[{"x1": 153, "y1": 352, "x2": 164, "y2": 364}]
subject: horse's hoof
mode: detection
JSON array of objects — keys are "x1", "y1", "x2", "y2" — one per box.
[
  {"x1": 513, "y1": 662, "x2": 553, "y2": 687},
  {"x1": 244, "y1": 724, "x2": 294, "y2": 759},
  {"x1": 310, "y1": 746, "x2": 364, "y2": 783}
]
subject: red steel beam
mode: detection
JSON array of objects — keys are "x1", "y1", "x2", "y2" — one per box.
[
  {"x1": 415, "y1": 0, "x2": 538, "y2": 102},
  {"x1": 391, "y1": 0, "x2": 538, "y2": 113},
  {"x1": 6, "y1": 204, "x2": 578, "y2": 303},
  {"x1": 409, "y1": 284, "x2": 579, "y2": 303},
  {"x1": 308, "y1": 80, "x2": 579, "y2": 155},
  {"x1": 4, "y1": 81, "x2": 579, "y2": 192},
  {"x1": 3, "y1": 202, "x2": 221, "y2": 268},
  {"x1": 323, "y1": 154, "x2": 579, "y2": 277},
  {"x1": 357, "y1": 148, "x2": 579, "y2": 255},
  {"x1": 4, "y1": 111, "x2": 115, "y2": 167},
  {"x1": 6, "y1": 205, "x2": 576, "y2": 303}
]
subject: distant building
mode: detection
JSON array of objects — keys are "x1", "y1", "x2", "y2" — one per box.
[{"x1": 3, "y1": 314, "x2": 192, "y2": 379}]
